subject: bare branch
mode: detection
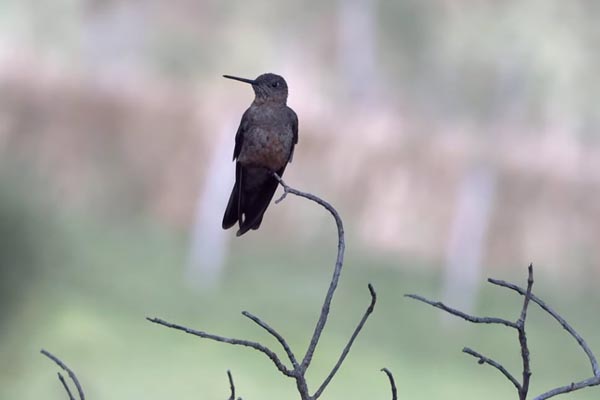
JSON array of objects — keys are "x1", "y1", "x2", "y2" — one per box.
[
  {"x1": 488, "y1": 266, "x2": 600, "y2": 399},
  {"x1": 516, "y1": 264, "x2": 534, "y2": 400},
  {"x1": 57, "y1": 373, "x2": 76, "y2": 400},
  {"x1": 409, "y1": 265, "x2": 600, "y2": 400},
  {"x1": 313, "y1": 284, "x2": 377, "y2": 399},
  {"x1": 517, "y1": 264, "x2": 534, "y2": 325},
  {"x1": 380, "y1": 368, "x2": 397, "y2": 400},
  {"x1": 489, "y1": 277, "x2": 600, "y2": 377},
  {"x1": 146, "y1": 317, "x2": 294, "y2": 377},
  {"x1": 242, "y1": 310, "x2": 299, "y2": 369},
  {"x1": 226, "y1": 370, "x2": 243, "y2": 400},
  {"x1": 273, "y1": 173, "x2": 346, "y2": 372},
  {"x1": 40, "y1": 349, "x2": 85, "y2": 400},
  {"x1": 404, "y1": 294, "x2": 517, "y2": 328},
  {"x1": 149, "y1": 177, "x2": 382, "y2": 400},
  {"x1": 534, "y1": 376, "x2": 600, "y2": 400},
  {"x1": 463, "y1": 347, "x2": 521, "y2": 391}
]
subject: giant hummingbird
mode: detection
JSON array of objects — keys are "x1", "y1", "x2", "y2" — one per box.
[{"x1": 221, "y1": 73, "x2": 298, "y2": 236}]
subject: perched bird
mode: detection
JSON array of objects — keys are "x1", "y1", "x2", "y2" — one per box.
[{"x1": 222, "y1": 73, "x2": 298, "y2": 236}]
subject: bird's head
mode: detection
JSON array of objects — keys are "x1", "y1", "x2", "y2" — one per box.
[{"x1": 223, "y1": 73, "x2": 288, "y2": 104}]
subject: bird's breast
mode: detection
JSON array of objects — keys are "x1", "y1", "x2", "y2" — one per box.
[{"x1": 238, "y1": 125, "x2": 293, "y2": 171}]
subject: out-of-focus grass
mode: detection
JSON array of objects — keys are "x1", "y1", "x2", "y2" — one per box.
[{"x1": 1, "y1": 210, "x2": 599, "y2": 400}]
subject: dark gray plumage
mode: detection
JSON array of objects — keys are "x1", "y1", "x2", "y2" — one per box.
[{"x1": 222, "y1": 73, "x2": 298, "y2": 236}]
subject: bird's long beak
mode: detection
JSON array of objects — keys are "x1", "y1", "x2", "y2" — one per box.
[{"x1": 223, "y1": 75, "x2": 256, "y2": 85}]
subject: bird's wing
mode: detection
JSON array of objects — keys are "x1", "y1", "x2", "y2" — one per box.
[
  {"x1": 290, "y1": 108, "x2": 298, "y2": 146},
  {"x1": 287, "y1": 107, "x2": 299, "y2": 163},
  {"x1": 233, "y1": 109, "x2": 250, "y2": 161}
]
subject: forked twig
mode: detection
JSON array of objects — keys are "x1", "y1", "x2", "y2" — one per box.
[
  {"x1": 146, "y1": 317, "x2": 294, "y2": 377},
  {"x1": 406, "y1": 286, "x2": 527, "y2": 397},
  {"x1": 489, "y1": 271, "x2": 600, "y2": 399},
  {"x1": 313, "y1": 284, "x2": 377, "y2": 399},
  {"x1": 488, "y1": 278, "x2": 600, "y2": 377},
  {"x1": 406, "y1": 264, "x2": 600, "y2": 399},
  {"x1": 148, "y1": 175, "x2": 378, "y2": 400},
  {"x1": 41, "y1": 349, "x2": 85, "y2": 400}
]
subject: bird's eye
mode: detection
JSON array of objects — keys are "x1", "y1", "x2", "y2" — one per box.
[{"x1": 271, "y1": 81, "x2": 279, "y2": 88}]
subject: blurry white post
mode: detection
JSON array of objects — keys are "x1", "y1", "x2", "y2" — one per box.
[
  {"x1": 442, "y1": 165, "x2": 497, "y2": 317},
  {"x1": 336, "y1": 0, "x2": 379, "y2": 103},
  {"x1": 442, "y1": 53, "x2": 523, "y2": 316},
  {"x1": 186, "y1": 126, "x2": 234, "y2": 290}
]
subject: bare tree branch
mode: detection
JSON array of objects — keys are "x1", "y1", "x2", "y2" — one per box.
[
  {"x1": 405, "y1": 290, "x2": 524, "y2": 397},
  {"x1": 489, "y1": 267, "x2": 600, "y2": 399},
  {"x1": 404, "y1": 293, "x2": 517, "y2": 328},
  {"x1": 407, "y1": 265, "x2": 600, "y2": 400},
  {"x1": 313, "y1": 284, "x2": 377, "y2": 399},
  {"x1": 488, "y1": 278, "x2": 600, "y2": 377},
  {"x1": 227, "y1": 370, "x2": 236, "y2": 400},
  {"x1": 242, "y1": 311, "x2": 299, "y2": 369},
  {"x1": 463, "y1": 347, "x2": 521, "y2": 391},
  {"x1": 273, "y1": 174, "x2": 346, "y2": 372},
  {"x1": 146, "y1": 317, "x2": 294, "y2": 377},
  {"x1": 534, "y1": 376, "x2": 600, "y2": 400},
  {"x1": 57, "y1": 373, "x2": 76, "y2": 400},
  {"x1": 380, "y1": 368, "x2": 397, "y2": 400},
  {"x1": 40, "y1": 349, "x2": 85, "y2": 400},
  {"x1": 148, "y1": 177, "x2": 380, "y2": 400},
  {"x1": 516, "y1": 264, "x2": 534, "y2": 400},
  {"x1": 227, "y1": 370, "x2": 243, "y2": 400}
]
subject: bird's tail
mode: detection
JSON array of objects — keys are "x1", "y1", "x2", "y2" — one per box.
[
  {"x1": 222, "y1": 164, "x2": 242, "y2": 230},
  {"x1": 222, "y1": 164, "x2": 283, "y2": 236}
]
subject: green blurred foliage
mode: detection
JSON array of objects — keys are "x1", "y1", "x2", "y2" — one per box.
[
  {"x1": 0, "y1": 197, "x2": 598, "y2": 399},
  {"x1": 0, "y1": 165, "x2": 64, "y2": 323}
]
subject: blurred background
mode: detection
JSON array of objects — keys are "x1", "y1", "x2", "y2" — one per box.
[{"x1": 1, "y1": 1, "x2": 600, "y2": 399}]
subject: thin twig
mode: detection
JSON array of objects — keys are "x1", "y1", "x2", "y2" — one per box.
[
  {"x1": 227, "y1": 370, "x2": 242, "y2": 400},
  {"x1": 273, "y1": 173, "x2": 346, "y2": 372},
  {"x1": 380, "y1": 368, "x2": 397, "y2": 400},
  {"x1": 146, "y1": 317, "x2": 294, "y2": 377},
  {"x1": 404, "y1": 294, "x2": 517, "y2": 328},
  {"x1": 534, "y1": 376, "x2": 600, "y2": 400},
  {"x1": 57, "y1": 373, "x2": 76, "y2": 400},
  {"x1": 489, "y1": 278, "x2": 600, "y2": 377},
  {"x1": 516, "y1": 264, "x2": 534, "y2": 400},
  {"x1": 40, "y1": 349, "x2": 85, "y2": 400},
  {"x1": 463, "y1": 347, "x2": 521, "y2": 391},
  {"x1": 312, "y1": 284, "x2": 377, "y2": 399},
  {"x1": 242, "y1": 310, "x2": 299, "y2": 369}
]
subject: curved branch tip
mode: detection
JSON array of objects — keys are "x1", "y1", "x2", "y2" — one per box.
[
  {"x1": 41, "y1": 349, "x2": 85, "y2": 400},
  {"x1": 368, "y1": 283, "x2": 376, "y2": 299},
  {"x1": 381, "y1": 368, "x2": 398, "y2": 400}
]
